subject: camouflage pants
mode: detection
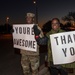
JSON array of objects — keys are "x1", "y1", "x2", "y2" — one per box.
[{"x1": 21, "y1": 54, "x2": 39, "y2": 75}]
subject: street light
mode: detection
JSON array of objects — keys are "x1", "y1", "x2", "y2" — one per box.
[
  {"x1": 33, "y1": 0, "x2": 38, "y2": 24},
  {"x1": 33, "y1": 0, "x2": 36, "y2": 4}
]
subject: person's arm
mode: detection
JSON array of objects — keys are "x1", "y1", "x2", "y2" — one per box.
[{"x1": 33, "y1": 25, "x2": 48, "y2": 45}]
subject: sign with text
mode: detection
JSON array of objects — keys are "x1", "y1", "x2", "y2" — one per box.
[
  {"x1": 13, "y1": 24, "x2": 37, "y2": 52},
  {"x1": 50, "y1": 31, "x2": 75, "y2": 65}
]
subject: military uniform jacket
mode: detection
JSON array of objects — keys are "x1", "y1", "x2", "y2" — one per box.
[
  {"x1": 46, "y1": 28, "x2": 75, "y2": 68},
  {"x1": 20, "y1": 26, "x2": 44, "y2": 56}
]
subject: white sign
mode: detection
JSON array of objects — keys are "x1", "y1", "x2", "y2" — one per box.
[
  {"x1": 13, "y1": 24, "x2": 37, "y2": 52},
  {"x1": 50, "y1": 31, "x2": 75, "y2": 65}
]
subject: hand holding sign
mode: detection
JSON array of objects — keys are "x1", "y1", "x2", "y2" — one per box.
[
  {"x1": 33, "y1": 25, "x2": 40, "y2": 36},
  {"x1": 10, "y1": 28, "x2": 14, "y2": 33}
]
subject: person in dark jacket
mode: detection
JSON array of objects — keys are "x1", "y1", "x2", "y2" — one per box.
[{"x1": 33, "y1": 18, "x2": 69, "y2": 75}]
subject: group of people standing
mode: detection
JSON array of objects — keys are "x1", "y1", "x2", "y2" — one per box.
[{"x1": 19, "y1": 12, "x2": 75, "y2": 75}]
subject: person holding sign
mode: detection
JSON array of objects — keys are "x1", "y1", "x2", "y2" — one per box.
[
  {"x1": 20, "y1": 12, "x2": 44, "y2": 75},
  {"x1": 33, "y1": 18, "x2": 71, "y2": 75}
]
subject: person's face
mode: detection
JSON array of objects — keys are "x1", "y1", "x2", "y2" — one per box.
[
  {"x1": 51, "y1": 19, "x2": 60, "y2": 31},
  {"x1": 26, "y1": 17, "x2": 33, "y2": 24}
]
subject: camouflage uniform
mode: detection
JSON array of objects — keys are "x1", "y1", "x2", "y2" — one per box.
[{"x1": 21, "y1": 26, "x2": 44, "y2": 75}]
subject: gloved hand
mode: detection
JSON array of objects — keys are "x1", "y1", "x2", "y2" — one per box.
[
  {"x1": 33, "y1": 25, "x2": 40, "y2": 36},
  {"x1": 10, "y1": 28, "x2": 14, "y2": 33}
]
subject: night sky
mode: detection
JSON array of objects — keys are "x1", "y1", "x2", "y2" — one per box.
[{"x1": 0, "y1": 0, "x2": 75, "y2": 26}]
